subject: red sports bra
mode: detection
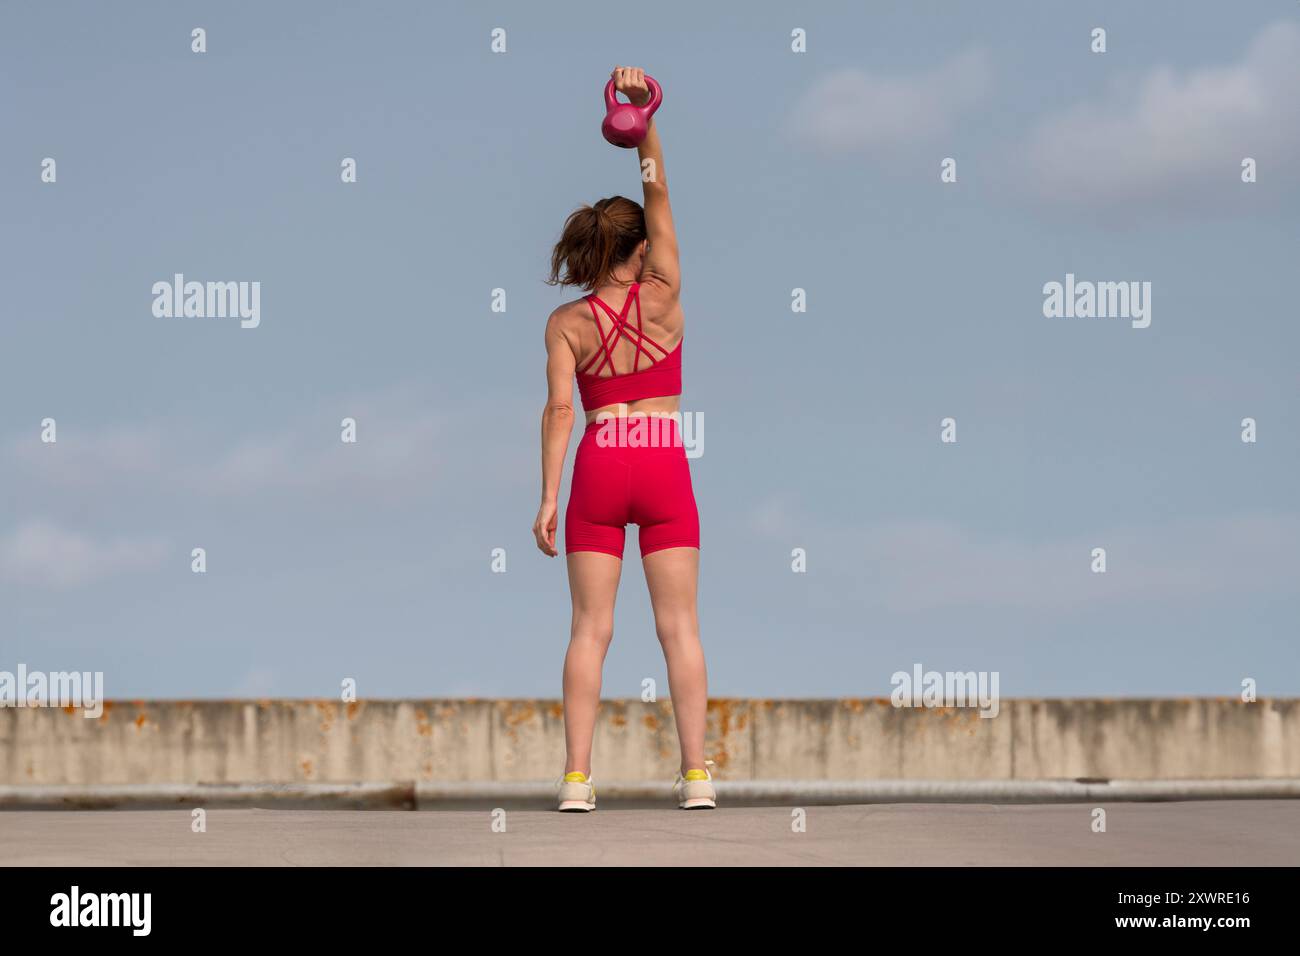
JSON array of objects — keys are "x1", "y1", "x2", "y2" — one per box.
[{"x1": 575, "y1": 282, "x2": 682, "y2": 411}]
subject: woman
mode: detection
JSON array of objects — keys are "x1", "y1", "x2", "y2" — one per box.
[{"x1": 533, "y1": 66, "x2": 714, "y2": 812}]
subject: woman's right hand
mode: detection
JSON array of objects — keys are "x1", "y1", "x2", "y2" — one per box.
[
  {"x1": 533, "y1": 500, "x2": 559, "y2": 556},
  {"x1": 612, "y1": 66, "x2": 651, "y2": 108}
]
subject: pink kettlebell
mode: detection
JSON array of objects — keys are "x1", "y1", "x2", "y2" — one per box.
[{"x1": 601, "y1": 75, "x2": 663, "y2": 148}]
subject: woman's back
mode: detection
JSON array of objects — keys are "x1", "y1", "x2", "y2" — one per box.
[
  {"x1": 569, "y1": 279, "x2": 682, "y2": 378},
  {"x1": 564, "y1": 278, "x2": 684, "y2": 419}
]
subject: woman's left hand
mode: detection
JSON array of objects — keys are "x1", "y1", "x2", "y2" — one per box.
[{"x1": 533, "y1": 500, "x2": 559, "y2": 556}]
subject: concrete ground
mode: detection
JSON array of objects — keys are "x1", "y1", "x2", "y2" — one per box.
[{"x1": 2, "y1": 800, "x2": 1298, "y2": 865}]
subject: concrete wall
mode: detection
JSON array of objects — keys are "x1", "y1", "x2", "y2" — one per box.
[{"x1": 1, "y1": 698, "x2": 1296, "y2": 785}]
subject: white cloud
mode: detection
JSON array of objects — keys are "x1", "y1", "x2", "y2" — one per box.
[
  {"x1": 0, "y1": 520, "x2": 169, "y2": 588},
  {"x1": 788, "y1": 50, "x2": 992, "y2": 156},
  {"x1": 8, "y1": 424, "x2": 164, "y2": 487},
  {"x1": 1018, "y1": 20, "x2": 1300, "y2": 210},
  {"x1": 190, "y1": 385, "x2": 448, "y2": 496},
  {"x1": 746, "y1": 494, "x2": 800, "y2": 538},
  {"x1": 749, "y1": 503, "x2": 1300, "y2": 611},
  {"x1": 2, "y1": 383, "x2": 507, "y2": 502},
  {"x1": 234, "y1": 667, "x2": 276, "y2": 696}
]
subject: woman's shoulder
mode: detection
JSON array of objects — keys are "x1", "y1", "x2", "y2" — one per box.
[
  {"x1": 551, "y1": 295, "x2": 593, "y2": 328},
  {"x1": 545, "y1": 297, "x2": 594, "y2": 350}
]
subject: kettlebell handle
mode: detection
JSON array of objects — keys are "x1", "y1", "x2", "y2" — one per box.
[{"x1": 603, "y1": 75, "x2": 662, "y2": 118}]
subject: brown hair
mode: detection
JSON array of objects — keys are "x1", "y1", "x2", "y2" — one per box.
[{"x1": 547, "y1": 196, "x2": 646, "y2": 291}]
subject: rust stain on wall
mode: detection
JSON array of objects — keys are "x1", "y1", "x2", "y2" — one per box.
[
  {"x1": 500, "y1": 701, "x2": 538, "y2": 728},
  {"x1": 708, "y1": 699, "x2": 745, "y2": 738},
  {"x1": 314, "y1": 701, "x2": 338, "y2": 733}
]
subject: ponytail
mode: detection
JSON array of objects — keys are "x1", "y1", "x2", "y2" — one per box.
[{"x1": 547, "y1": 196, "x2": 647, "y2": 291}]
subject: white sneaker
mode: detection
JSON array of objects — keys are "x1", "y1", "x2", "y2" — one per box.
[
  {"x1": 556, "y1": 771, "x2": 596, "y2": 812},
  {"x1": 673, "y1": 761, "x2": 717, "y2": 809}
]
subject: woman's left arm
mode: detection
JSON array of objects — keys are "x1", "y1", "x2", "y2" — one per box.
[{"x1": 534, "y1": 311, "x2": 577, "y2": 556}]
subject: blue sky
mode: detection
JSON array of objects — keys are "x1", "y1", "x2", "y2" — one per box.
[{"x1": 2, "y1": 1, "x2": 1297, "y2": 698}]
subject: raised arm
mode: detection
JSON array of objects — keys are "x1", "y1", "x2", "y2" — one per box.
[{"x1": 612, "y1": 67, "x2": 679, "y2": 299}]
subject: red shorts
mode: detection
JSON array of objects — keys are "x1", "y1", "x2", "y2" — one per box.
[{"x1": 565, "y1": 416, "x2": 700, "y2": 559}]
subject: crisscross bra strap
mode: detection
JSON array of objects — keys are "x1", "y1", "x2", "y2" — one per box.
[{"x1": 578, "y1": 283, "x2": 671, "y2": 377}]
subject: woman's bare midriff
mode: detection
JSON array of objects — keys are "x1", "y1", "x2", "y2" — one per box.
[{"x1": 584, "y1": 395, "x2": 680, "y2": 425}]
